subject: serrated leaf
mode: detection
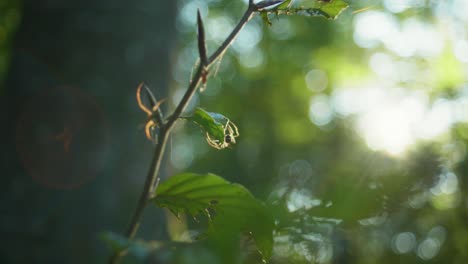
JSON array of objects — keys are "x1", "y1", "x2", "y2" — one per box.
[
  {"x1": 188, "y1": 107, "x2": 226, "y2": 142},
  {"x1": 152, "y1": 173, "x2": 273, "y2": 261},
  {"x1": 153, "y1": 173, "x2": 261, "y2": 219},
  {"x1": 270, "y1": 0, "x2": 348, "y2": 20}
]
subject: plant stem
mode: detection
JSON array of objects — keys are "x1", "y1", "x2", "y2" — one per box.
[{"x1": 108, "y1": 4, "x2": 256, "y2": 264}]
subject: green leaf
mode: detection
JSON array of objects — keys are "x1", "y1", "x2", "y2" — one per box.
[
  {"x1": 260, "y1": 11, "x2": 272, "y2": 26},
  {"x1": 188, "y1": 107, "x2": 226, "y2": 143},
  {"x1": 152, "y1": 173, "x2": 274, "y2": 261},
  {"x1": 100, "y1": 231, "x2": 163, "y2": 260},
  {"x1": 100, "y1": 231, "x2": 131, "y2": 252},
  {"x1": 153, "y1": 173, "x2": 261, "y2": 219},
  {"x1": 310, "y1": 0, "x2": 349, "y2": 19},
  {"x1": 101, "y1": 232, "x2": 217, "y2": 262},
  {"x1": 256, "y1": 0, "x2": 286, "y2": 10},
  {"x1": 187, "y1": 107, "x2": 239, "y2": 150},
  {"x1": 268, "y1": 0, "x2": 349, "y2": 20},
  {"x1": 276, "y1": 0, "x2": 292, "y2": 10}
]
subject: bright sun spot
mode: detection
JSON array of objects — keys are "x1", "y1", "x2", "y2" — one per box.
[
  {"x1": 314, "y1": 3, "x2": 468, "y2": 157},
  {"x1": 357, "y1": 105, "x2": 413, "y2": 155},
  {"x1": 350, "y1": 86, "x2": 427, "y2": 156},
  {"x1": 330, "y1": 85, "x2": 463, "y2": 156}
]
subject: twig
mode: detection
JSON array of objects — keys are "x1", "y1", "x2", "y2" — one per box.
[
  {"x1": 143, "y1": 84, "x2": 165, "y2": 126},
  {"x1": 108, "y1": 3, "x2": 257, "y2": 263}
]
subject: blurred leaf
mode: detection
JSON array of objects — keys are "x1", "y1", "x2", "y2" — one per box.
[
  {"x1": 277, "y1": 0, "x2": 292, "y2": 10},
  {"x1": 152, "y1": 173, "x2": 274, "y2": 260},
  {"x1": 256, "y1": 0, "x2": 286, "y2": 10},
  {"x1": 101, "y1": 232, "x2": 217, "y2": 263},
  {"x1": 249, "y1": 209, "x2": 274, "y2": 260},
  {"x1": 268, "y1": 0, "x2": 349, "y2": 20},
  {"x1": 260, "y1": 11, "x2": 272, "y2": 26},
  {"x1": 311, "y1": 0, "x2": 349, "y2": 19},
  {"x1": 150, "y1": 242, "x2": 221, "y2": 264},
  {"x1": 188, "y1": 107, "x2": 226, "y2": 143},
  {"x1": 432, "y1": 46, "x2": 464, "y2": 93},
  {"x1": 100, "y1": 231, "x2": 131, "y2": 252},
  {"x1": 308, "y1": 177, "x2": 385, "y2": 223},
  {"x1": 100, "y1": 231, "x2": 163, "y2": 260}
]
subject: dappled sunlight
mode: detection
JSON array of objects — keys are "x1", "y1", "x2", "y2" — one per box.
[
  {"x1": 391, "y1": 232, "x2": 417, "y2": 254},
  {"x1": 239, "y1": 47, "x2": 265, "y2": 68},
  {"x1": 286, "y1": 189, "x2": 321, "y2": 212},
  {"x1": 417, "y1": 238, "x2": 441, "y2": 261},
  {"x1": 329, "y1": 85, "x2": 468, "y2": 156},
  {"x1": 309, "y1": 0, "x2": 468, "y2": 156},
  {"x1": 354, "y1": 11, "x2": 443, "y2": 58},
  {"x1": 383, "y1": 0, "x2": 425, "y2": 13},
  {"x1": 233, "y1": 21, "x2": 263, "y2": 54},
  {"x1": 168, "y1": 0, "x2": 468, "y2": 263},
  {"x1": 357, "y1": 99, "x2": 416, "y2": 155},
  {"x1": 309, "y1": 94, "x2": 333, "y2": 126}
]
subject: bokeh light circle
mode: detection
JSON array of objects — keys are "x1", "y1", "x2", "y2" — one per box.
[{"x1": 16, "y1": 86, "x2": 109, "y2": 189}]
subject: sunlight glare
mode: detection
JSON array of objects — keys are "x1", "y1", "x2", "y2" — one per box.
[
  {"x1": 331, "y1": 85, "x2": 461, "y2": 156},
  {"x1": 336, "y1": 86, "x2": 465, "y2": 156},
  {"x1": 357, "y1": 104, "x2": 413, "y2": 155}
]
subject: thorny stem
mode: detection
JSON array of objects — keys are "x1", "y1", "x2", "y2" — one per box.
[{"x1": 109, "y1": 3, "x2": 256, "y2": 264}]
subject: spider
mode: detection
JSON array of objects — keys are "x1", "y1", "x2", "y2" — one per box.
[
  {"x1": 206, "y1": 119, "x2": 239, "y2": 149},
  {"x1": 136, "y1": 83, "x2": 166, "y2": 142}
]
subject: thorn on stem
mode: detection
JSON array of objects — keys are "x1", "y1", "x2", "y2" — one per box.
[
  {"x1": 197, "y1": 9, "x2": 208, "y2": 67},
  {"x1": 143, "y1": 84, "x2": 158, "y2": 110}
]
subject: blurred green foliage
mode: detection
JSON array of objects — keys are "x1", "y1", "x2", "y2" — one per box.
[
  {"x1": 164, "y1": 0, "x2": 468, "y2": 263},
  {"x1": 0, "y1": 0, "x2": 21, "y2": 91}
]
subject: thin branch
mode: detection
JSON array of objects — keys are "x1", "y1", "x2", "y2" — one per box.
[
  {"x1": 108, "y1": 129, "x2": 169, "y2": 264},
  {"x1": 108, "y1": 4, "x2": 257, "y2": 264},
  {"x1": 208, "y1": 5, "x2": 256, "y2": 64}
]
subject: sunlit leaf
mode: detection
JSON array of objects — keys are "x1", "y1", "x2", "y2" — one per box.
[
  {"x1": 152, "y1": 173, "x2": 274, "y2": 261},
  {"x1": 312, "y1": 0, "x2": 349, "y2": 19},
  {"x1": 256, "y1": 0, "x2": 286, "y2": 10},
  {"x1": 265, "y1": 0, "x2": 349, "y2": 20},
  {"x1": 188, "y1": 107, "x2": 226, "y2": 142},
  {"x1": 277, "y1": 0, "x2": 292, "y2": 10},
  {"x1": 187, "y1": 107, "x2": 240, "y2": 150}
]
